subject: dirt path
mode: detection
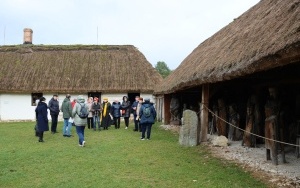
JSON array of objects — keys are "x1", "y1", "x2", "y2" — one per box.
[{"x1": 161, "y1": 125, "x2": 300, "y2": 188}]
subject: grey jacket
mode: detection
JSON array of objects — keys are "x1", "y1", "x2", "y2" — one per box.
[{"x1": 72, "y1": 95, "x2": 87, "y2": 126}]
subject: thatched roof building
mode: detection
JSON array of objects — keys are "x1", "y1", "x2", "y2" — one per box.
[
  {"x1": 155, "y1": 0, "x2": 300, "y2": 94},
  {"x1": 0, "y1": 45, "x2": 162, "y2": 93}
]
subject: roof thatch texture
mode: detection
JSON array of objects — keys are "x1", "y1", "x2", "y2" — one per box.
[
  {"x1": 155, "y1": 0, "x2": 300, "y2": 94},
  {"x1": 0, "y1": 45, "x2": 162, "y2": 93}
]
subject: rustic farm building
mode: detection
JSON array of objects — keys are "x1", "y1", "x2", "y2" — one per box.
[
  {"x1": 0, "y1": 42, "x2": 162, "y2": 121},
  {"x1": 154, "y1": 0, "x2": 300, "y2": 161}
]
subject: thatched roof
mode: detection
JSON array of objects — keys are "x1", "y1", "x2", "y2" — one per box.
[
  {"x1": 0, "y1": 45, "x2": 162, "y2": 93},
  {"x1": 155, "y1": 0, "x2": 300, "y2": 94}
]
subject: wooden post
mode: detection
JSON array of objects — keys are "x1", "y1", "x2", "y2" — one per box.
[
  {"x1": 200, "y1": 84, "x2": 209, "y2": 142},
  {"x1": 164, "y1": 94, "x2": 171, "y2": 125}
]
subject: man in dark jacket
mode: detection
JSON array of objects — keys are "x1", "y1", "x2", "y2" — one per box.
[
  {"x1": 48, "y1": 94, "x2": 60, "y2": 134},
  {"x1": 61, "y1": 94, "x2": 73, "y2": 137},
  {"x1": 111, "y1": 99, "x2": 121, "y2": 129},
  {"x1": 131, "y1": 96, "x2": 140, "y2": 131},
  {"x1": 139, "y1": 98, "x2": 156, "y2": 140}
]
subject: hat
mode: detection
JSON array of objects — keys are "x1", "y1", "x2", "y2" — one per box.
[{"x1": 103, "y1": 97, "x2": 108, "y2": 100}]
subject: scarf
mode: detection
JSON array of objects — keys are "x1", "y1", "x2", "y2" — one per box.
[{"x1": 103, "y1": 102, "x2": 107, "y2": 117}]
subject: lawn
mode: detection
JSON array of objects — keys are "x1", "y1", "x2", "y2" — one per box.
[{"x1": 0, "y1": 122, "x2": 266, "y2": 188}]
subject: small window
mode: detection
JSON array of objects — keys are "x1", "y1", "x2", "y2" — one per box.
[{"x1": 32, "y1": 93, "x2": 43, "y2": 106}]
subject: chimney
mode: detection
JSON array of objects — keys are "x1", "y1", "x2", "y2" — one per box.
[{"x1": 23, "y1": 28, "x2": 33, "y2": 44}]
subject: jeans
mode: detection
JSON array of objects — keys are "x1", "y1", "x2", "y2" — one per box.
[
  {"x1": 141, "y1": 124, "x2": 153, "y2": 139},
  {"x1": 63, "y1": 118, "x2": 73, "y2": 136},
  {"x1": 93, "y1": 116, "x2": 100, "y2": 130},
  {"x1": 76, "y1": 126, "x2": 85, "y2": 145},
  {"x1": 51, "y1": 114, "x2": 58, "y2": 132}
]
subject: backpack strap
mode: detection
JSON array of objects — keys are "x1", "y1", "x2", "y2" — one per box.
[{"x1": 76, "y1": 102, "x2": 83, "y2": 116}]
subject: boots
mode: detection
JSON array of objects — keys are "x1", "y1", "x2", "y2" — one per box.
[{"x1": 38, "y1": 131, "x2": 44, "y2": 142}]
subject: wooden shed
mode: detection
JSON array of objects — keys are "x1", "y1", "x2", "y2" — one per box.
[{"x1": 154, "y1": 0, "x2": 300, "y2": 150}]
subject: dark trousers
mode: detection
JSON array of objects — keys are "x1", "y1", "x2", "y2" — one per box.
[
  {"x1": 141, "y1": 124, "x2": 153, "y2": 139},
  {"x1": 134, "y1": 115, "x2": 139, "y2": 131},
  {"x1": 51, "y1": 114, "x2": 58, "y2": 133},
  {"x1": 114, "y1": 117, "x2": 120, "y2": 129},
  {"x1": 124, "y1": 117, "x2": 129, "y2": 127},
  {"x1": 138, "y1": 121, "x2": 142, "y2": 132},
  {"x1": 101, "y1": 115, "x2": 110, "y2": 130},
  {"x1": 39, "y1": 131, "x2": 44, "y2": 141},
  {"x1": 87, "y1": 117, "x2": 93, "y2": 129}
]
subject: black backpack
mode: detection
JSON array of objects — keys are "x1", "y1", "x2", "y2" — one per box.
[{"x1": 77, "y1": 103, "x2": 89, "y2": 119}]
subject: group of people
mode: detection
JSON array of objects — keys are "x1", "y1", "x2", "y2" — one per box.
[
  {"x1": 35, "y1": 94, "x2": 157, "y2": 146},
  {"x1": 86, "y1": 96, "x2": 131, "y2": 131}
]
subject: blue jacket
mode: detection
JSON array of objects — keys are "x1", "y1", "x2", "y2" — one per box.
[
  {"x1": 111, "y1": 102, "x2": 121, "y2": 118},
  {"x1": 35, "y1": 102, "x2": 49, "y2": 132},
  {"x1": 132, "y1": 101, "x2": 139, "y2": 115},
  {"x1": 139, "y1": 102, "x2": 156, "y2": 125},
  {"x1": 48, "y1": 98, "x2": 59, "y2": 116}
]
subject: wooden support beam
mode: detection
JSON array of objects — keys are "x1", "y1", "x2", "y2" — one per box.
[
  {"x1": 164, "y1": 94, "x2": 171, "y2": 125},
  {"x1": 200, "y1": 84, "x2": 209, "y2": 142}
]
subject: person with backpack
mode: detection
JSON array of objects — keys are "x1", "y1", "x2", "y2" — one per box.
[
  {"x1": 121, "y1": 96, "x2": 131, "y2": 129},
  {"x1": 111, "y1": 99, "x2": 121, "y2": 129},
  {"x1": 61, "y1": 94, "x2": 73, "y2": 137},
  {"x1": 139, "y1": 98, "x2": 156, "y2": 140},
  {"x1": 72, "y1": 95, "x2": 88, "y2": 147},
  {"x1": 92, "y1": 97, "x2": 101, "y2": 131}
]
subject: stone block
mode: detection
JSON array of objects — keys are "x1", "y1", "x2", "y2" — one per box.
[{"x1": 179, "y1": 110, "x2": 199, "y2": 146}]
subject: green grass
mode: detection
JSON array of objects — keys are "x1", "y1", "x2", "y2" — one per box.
[{"x1": 0, "y1": 122, "x2": 266, "y2": 188}]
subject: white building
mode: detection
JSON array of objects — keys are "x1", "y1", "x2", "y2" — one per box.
[{"x1": 0, "y1": 33, "x2": 162, "y2": 121}]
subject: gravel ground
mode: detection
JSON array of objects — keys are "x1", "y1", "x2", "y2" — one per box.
[{"x1": 160, "y1": 125, "x2": 300, "y2": 188}]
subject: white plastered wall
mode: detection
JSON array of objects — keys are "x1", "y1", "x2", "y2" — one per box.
[
  {"x1": 0, "y1": 93, "x2": 36, "y2": 121},
  {"x1": 0, "y1": 93, "x2": 155, "y2": 121},
  {"x1": 0, "y1": 93, "x2": 88, "y2": 121}
]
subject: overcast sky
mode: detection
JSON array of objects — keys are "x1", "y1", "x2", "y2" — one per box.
[{"x1": 0, "y1": 0, "x2": 260, "y2": 69}]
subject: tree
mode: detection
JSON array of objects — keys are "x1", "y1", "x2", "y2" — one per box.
[{"x1": 155, "y1": 61, "x2": 172, "y2": 78}]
